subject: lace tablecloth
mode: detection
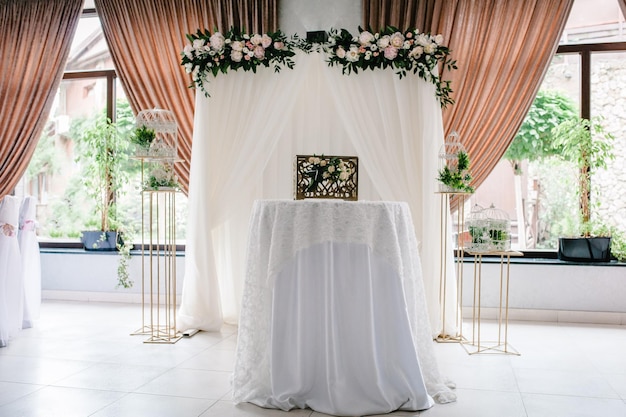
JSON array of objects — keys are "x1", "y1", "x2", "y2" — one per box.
[{"x1": 233, "y1": 199, "x2": 455, "y2": 415}]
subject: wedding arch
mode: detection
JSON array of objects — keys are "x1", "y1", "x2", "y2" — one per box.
[{"x1": 176, "y1": 28, "x2": 459, "y2": 338}]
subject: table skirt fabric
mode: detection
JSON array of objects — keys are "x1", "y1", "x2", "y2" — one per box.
[{"x1": 233, "y1": 200, "x2": 456, "y2": 415}]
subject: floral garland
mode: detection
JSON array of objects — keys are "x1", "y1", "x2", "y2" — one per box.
[
  {"x1": 324, "y1": 26, "x2": 456, "y2": 108},
  {"x1": 181, "y1": 27, "x2": 304, "y2": 96},
  {"x1": 181, "y1": 26, "x2": 455, "y2": 107}
]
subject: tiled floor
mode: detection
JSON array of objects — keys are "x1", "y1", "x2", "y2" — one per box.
[{"x1": 1, "y1": 300, "x2": 626, "y2": 417}]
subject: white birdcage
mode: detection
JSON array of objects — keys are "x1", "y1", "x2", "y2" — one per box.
[
  {"x1": 135, "y1": 108, "x2": 178, "y2": 159},
  {"x1": 437, "y1": 131, "x2": 471, "y2": 192},
  {"x1": 467, "y1": 204, "x2": 511, "y2": 252}
]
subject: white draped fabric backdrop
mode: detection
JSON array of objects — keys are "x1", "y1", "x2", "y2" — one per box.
[{"x1": 177, "y1": 51, "x2": 458, "y2": 339}]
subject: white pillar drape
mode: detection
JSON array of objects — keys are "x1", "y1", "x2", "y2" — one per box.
[{"x1": 178, "y1": 51, "x2": 458, "y2": 338}]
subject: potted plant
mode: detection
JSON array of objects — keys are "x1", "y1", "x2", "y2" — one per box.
[
  {"x1": 78, "y1": 117, "x2": 130, "y2": 251},
  {"x1": 553, "y1": 116, "x2": 615, "y2": 262}
]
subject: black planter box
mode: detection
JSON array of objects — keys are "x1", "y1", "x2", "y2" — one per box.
[
  {"x1": 81, "y1": 231, "x2": 121, "y2": 251},
  {"x1": 557, "y1": 237, "x2": 612, "y2": 262}
]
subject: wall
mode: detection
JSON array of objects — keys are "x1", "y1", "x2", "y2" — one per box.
[
  {"x1": 40, "y1": 250, "x2": 626, "y2": 324},
  {"x1": 461, "y1": 260, "x2": 626, "y2": 325},
  {"x1": 41, "y1": 250, "x2": 185, "y2": 304}
]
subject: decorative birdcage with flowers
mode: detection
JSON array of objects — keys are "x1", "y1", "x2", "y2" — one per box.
[
  {"x1": 295, "y1": 155, "x2": 358, "y2": 200},
  {"x1": 437, "y1": 131, "x2": 474, "y2": 193},
  {"x1": 467, "y1": 204, "x2": 511, "y2": 252},
  {"x1": 133, "y1": 108, "x2": 178, "y2": 159}
]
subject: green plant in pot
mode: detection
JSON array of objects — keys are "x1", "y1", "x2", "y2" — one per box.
[
  {"x1": 77, "y1": 117, "x2": 131, "y2": 252},
  {"x1": 552, "y1": 116, "x2": 615, "y2": 261}
]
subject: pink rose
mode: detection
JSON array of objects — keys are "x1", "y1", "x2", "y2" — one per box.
[
  {"x1": 253, "y1": 45, "x2": 265, "y2": 59},
  {"x1": 383, "y1": 46, "x2": 398, "y2": 60},
  {"x1": 273, "y1": 41, "x2": 284, "y2": 50},
  {"x1": 336, "y1": 46, "x2": 346, "y2": 59},
  {"x1": 261, "y1": 34, "x2": 272, "y2": 48}
]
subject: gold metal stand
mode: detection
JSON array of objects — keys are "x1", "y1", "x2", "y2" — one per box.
[
  {"x1": 436, "y1": 191, "x2": 471, "y2": 343},
  {"x1": 131, "y1": 158, "x2": 151, "y2": 336},
  {"x1": 130, "y1": 157, "x2": 181, "y2": 344},
  {"x1": 142, "y1": 189, "x2": 181, "y2": 344},
  {"x1": 462, "y1": 251, "x2": 522, "y2": 355}
]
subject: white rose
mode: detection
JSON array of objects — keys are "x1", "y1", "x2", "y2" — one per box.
[
  {"x1": 328, "y1": 165, "x2": 336, "y2": 173},
  {"x1": 359, "y1": 31, "x2": 375, "y2": 46},
  {"x1": 345, "y1": 46, "x2": 360, "y2": 62},
  {"x1": 183, "y1": 44, "x2": 193, "y2": 59},
  {"x1": 209, "y1": 32, "x2": 225, "y2": 51},
  {"x1": 377, "y1": 35, "x2": 390, "y2": 49},
  {"x1": 390, "y1": 32, "x2": 404, "y2": 48},
  {"x1": 308, "y1": 157, "x2": 315, "y2": 163},
  {"x1": 230, "y1": 50, "x2": 243, "y2": 62},
  {"x1": 434, "y1": 34, "x2": 444, "y2": 45},
  {"x1": 335, "y1": 46, "x2": 346, "y2": 59},
  {"x1": 192, "y1": 38, "x2": 205, "y2": 49},
  {"x1": 424, "y1": 43, "x2": 435, "y2": 54},
  {"x1": 320, "y1": 160, "x2": 327, "y2": 167},
  {"x1": 409, "y1": 46, "x2": 424, "y2": 58},
  {"x1": 231, "y1": 40, "x2": 244, "y2": 51},
  {"x1": 250, "y1": 34, "x2": 263, "y2": 45},
  {"x1": 184, "y1": 63, "x2": 193, "y2": 73},
  {"x1": 416, "y1": 33, "x2": 430, "y2": 47},
  {"x1": 339, "y1": 172, "x2": 348, "y2": 181},
  {"x1": 313, "y1": 157, "x2": 321, "y2": 164}
]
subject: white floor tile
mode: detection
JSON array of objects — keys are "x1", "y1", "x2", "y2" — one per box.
[
  {"x1": 91, "y1": 393, "x2": 217, "y2": 417},
  {"x1": 515, "y1": 368, "x2": 620, "y2": 399},
  {"x1": 135, "y1": 368, "x2": 232, "y2": 399},
  {"x1": 200, "y1": 400, "x2": 313, "y2": 416},
  {"x1": 522, "y1": 393, "x2": 626, "y2": 417},
  {"x1": 0, "y1": 386, "x2": 125, "y2": 417},
  {"x1": 1, "y1": 301, "x2": 626, "y2": 417}
]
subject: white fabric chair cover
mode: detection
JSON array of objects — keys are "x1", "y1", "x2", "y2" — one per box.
[
  {"x1": 19, "y1": 196, "x2": 41, "y2": 328},
  {"x1": 0, "y1": 195, "x2": 23, "y2": 347}
]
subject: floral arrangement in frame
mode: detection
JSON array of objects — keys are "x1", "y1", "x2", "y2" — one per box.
[{"x1": 295, "y1": 155, "x2": 358, "y2": 201}]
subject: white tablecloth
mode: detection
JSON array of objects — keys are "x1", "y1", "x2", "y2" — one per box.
[{"x1": 233, "y1": 200, "x2": 455, "y2": 416}]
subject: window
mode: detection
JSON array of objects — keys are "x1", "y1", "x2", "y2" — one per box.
[
  {"x1": 16, "y1": 7, "x2": 187, "y2": 246},
  {"x1": 472, "y1": 0, "x2": 626, "y2": 252}
]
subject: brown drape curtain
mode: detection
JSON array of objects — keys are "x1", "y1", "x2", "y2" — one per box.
[
  {"x1": 363, "y1": 0, "x2": 573, "y2": 209},
  {"x1": 0, "y1": 0, "x2": 83, "y2": 200},
  {"x1": 94, "y1": 0, "x2": 277, "y2": 195}
]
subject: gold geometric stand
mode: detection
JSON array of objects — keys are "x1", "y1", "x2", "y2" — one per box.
[
  {"x1": 130, "y1": 154, "x2": 181, "y2": 344},
  {"x1": 436, "y1": 191, "x2": 472, "y2": 343},
  {"x1": 462, "y1": 251, "x2": 522, "y2": 355},
  {"x1": 142, "y1": 189, "x2": 181, "y2": 344}
]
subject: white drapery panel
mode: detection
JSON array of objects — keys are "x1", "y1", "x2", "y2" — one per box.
[{"x1": 179, "y1": 51, "x2": 458, "y2": 337}]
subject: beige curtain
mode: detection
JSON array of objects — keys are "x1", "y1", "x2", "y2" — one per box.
[
  {"x1": 363, "y1": 0, "x2": 574, "y2": 206},
  {"x1": 94, "y1": 0, "x2": 278, "y2": 195},
  {"x1": 0, "y1": 0, "x2": 83, "y2": 200}
]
